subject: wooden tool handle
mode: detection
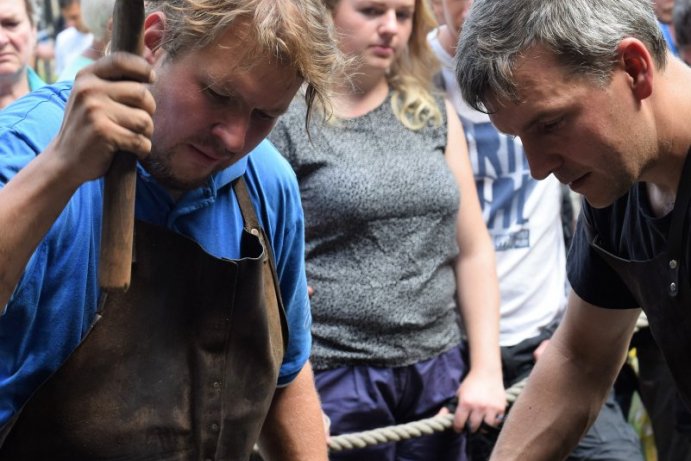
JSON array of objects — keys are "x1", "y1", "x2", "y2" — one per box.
[{"x1": 99, "y1": 0, "x2": 145, "y2": 292}]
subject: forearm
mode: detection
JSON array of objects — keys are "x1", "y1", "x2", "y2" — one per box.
[
  {"x1": 258, "y1": 362, "x2": 328, "y2": 461},
  {"x1": 490, "y1": 300, "x2": 638, "y2": 461},
  {"x1": 490, "y1": 343, "x2": 609, "y2": 460},
  {"x1": 0, "y1": 144, "x2": 79, "y2": 306},
  {"x1": 456, "y1": 251, "x2": 502, "y2": 375},
  {"x1": 446, "y1": 100, "x2": 502, "y2": 376},
  {"x1": 451, "y1": 249, "x2": 506, "y2": 431}
]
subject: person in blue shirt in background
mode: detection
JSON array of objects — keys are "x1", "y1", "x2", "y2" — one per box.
[
  {"x1": 0, "y1": 0, "x2": 43, "y2": 109},
  {"x1": 0, "y1": 0, "x2": 342, "y2": 459},
  {"x1": 655, "y1": 0, "x2": 680, "y2": 56}
]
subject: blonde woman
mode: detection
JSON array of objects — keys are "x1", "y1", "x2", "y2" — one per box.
[{"x1": 269, "y1": 0, "x2": 505, "y2": 459}]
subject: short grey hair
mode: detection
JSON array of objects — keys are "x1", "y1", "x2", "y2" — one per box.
[
  {"x1": 455, "y1": 0, "x2": 667, "y2": 112},
  {"x1": 675, "y1": 0, "x2": 691, "y2": 47},
  {"x1": 81, "y1": 0, "x2": 116, "y2": 40}
]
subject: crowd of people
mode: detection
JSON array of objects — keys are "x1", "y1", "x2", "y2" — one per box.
[{"x1": 0, "y1": 0, "x2": 691, "y2": 460}]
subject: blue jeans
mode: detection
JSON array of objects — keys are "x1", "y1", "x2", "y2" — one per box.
[{"x1": 316, "y1": 346, "x2": 468, "y2": 461}]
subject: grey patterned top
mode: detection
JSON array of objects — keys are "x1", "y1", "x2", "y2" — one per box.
[{"x1": 269, "y1": 94, "x2": 462, "y2": 370}]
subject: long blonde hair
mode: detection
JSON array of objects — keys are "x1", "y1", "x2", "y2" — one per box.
[
  {"x1": 388, "y1": 0, "x2": 441, "y2": 130},
  {"x1": 324, "y1": 0, "x2": 442, "y2": 130}
]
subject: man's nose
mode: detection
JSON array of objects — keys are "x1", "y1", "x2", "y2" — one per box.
[
  {"x1": 523, "y1": 142, "x2": 559, "y2": 181},
  {"x1": 211, "y1": 115, "x2": 250, "y2": 155}
]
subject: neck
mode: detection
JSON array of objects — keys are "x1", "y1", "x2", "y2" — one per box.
[
  {"x1": 0, "y1": 69, "x2": 30, "y2": 109},
  {"x1": 640, "y1": 58, "x2": 691, "y2": 214},
  {"x1": 438, "y1": 25, "x2": 457, "y2": 57},
  {"x1": 332, "y1": 75, "x2": 389, "y2": 119},
  {"x1": 646, "y1": 181, "x2": 678, "y2": 217}
]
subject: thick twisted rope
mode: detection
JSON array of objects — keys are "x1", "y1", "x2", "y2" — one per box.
[
  {"x1": 328, "y1": 377, "x2": 527, "y2": 452},
  {"x1": 328, "y1": 312, "x2": 649, "y2": 452},
  {"x1": 327, "y1": 413, "x2": 456, "y2": 452}
]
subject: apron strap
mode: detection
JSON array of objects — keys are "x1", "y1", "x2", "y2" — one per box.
[
  {"x1": 664, "y1": 147, "x2": 691, "y2": 297},
  {"x1": 234, "y1": 176, "x2": 262, "y2": 231},
  {"x1": 667, "y1": 147, "x2": 691, "y2": 260},
  {"x1": 233, "y1": 176, "x2": 289, "y2": 352}
]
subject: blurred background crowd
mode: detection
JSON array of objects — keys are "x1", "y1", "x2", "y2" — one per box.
[{"x1": 17, "y1": 0, "x2": 113, "y2": 85}]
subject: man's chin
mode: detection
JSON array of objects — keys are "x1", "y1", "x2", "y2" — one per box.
[
  {"x1": 582, "y1": 188, "x2": 628, "y2": 209},
  {"x1": 583, "y1": 195, "x2": 611, "y2": 209},
  {"x1": 158, "y1": 176, "x2": 207, "y2": 194},
  {"x1": 0, "y1": 64, "x2": 24, "y2": 80},
  {"x1": 141, "y1": 158, "x2": 209, "y2": 196}
]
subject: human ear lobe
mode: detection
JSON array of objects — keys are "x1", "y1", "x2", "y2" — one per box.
[
  {"x1": 143, "y1": 12, "x2": 166, "y2": 64},
  {"x1": 618, "y1": 37, "x2": 653, "y2": 100}
]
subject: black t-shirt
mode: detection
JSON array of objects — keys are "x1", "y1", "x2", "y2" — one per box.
[{"x1": 567, "y1": 183, "x2": 676, "y2": 309}]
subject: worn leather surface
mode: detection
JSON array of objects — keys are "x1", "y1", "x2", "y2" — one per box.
[{"x1": 1, "y1": 180, "x2": 286, "y2": 461}]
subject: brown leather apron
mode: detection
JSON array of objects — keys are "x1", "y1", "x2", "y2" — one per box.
[
  {"x1": 586, "y1": 151, "x2": 691, "y2": 410},
  {"x1": 0, "y1": 177, "x2": 288, "y2": 461}
]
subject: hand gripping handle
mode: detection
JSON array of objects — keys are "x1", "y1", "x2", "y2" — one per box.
[{"x1": 99, "y1": 0, "x2": 145, "y2": 292}]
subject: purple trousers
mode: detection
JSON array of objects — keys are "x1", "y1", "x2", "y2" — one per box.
[{"x1": 315, "y1": 346, "x2": 468, "y2": 461}]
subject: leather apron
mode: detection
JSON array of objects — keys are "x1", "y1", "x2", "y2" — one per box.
[
  {"x1": 0, "y1": 178, "x2": 289, "y2": 461},
  {"x1": 586, "y1": 151, "x2": 691, "y2": 410}
]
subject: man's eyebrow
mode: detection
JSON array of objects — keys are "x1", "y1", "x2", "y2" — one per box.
[
  {"x1": 202, "y1": 74, "x2": 292, "y2": 117},
  {"x1": 520, "y1": 108, "x2": 560, "y2": 134}
]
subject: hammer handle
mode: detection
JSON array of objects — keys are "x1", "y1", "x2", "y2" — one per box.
[{"x1": 99, "y1": 0, "x2": 145, "y2": 292}]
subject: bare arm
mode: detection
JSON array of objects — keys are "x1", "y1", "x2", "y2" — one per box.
[
  {"x1": 490, "y1": 291, "x2": 640, "y2": 460},
  {"x1": 0, "y1": 54, "x2": 155, "y2": 307},
  {"x1": 444, "y1": 100, "x2": 506, "y2": 431},
  {"x1": 258, "y1": 362, "x2": 328, "y2": 461}
]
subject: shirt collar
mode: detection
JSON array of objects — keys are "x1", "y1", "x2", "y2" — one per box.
[{"x1": 27, "y1": 67, "x2": 46, "y2": 91}]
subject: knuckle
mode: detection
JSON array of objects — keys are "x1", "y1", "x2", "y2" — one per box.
[
  {"x1": 132, "y1": 117, "x2": 149, "y2": 136},
  {"x1": 91, "y1": 117, "x2": 111, "y2": 139},
  {"x1": 71, "y1": 75, "x2": 97, "y2": 99},
  {"x1": 135, "y1": 134, "x2": 152, "y2": 155},
  {"x1": 142, "y1": 118, "x2": 154, "y2": 137},
  {"x1": 134, "y1": 84, "x2": 151, "y2": 107},
  {"x1": 125, "y1": 131, "x2": 144, "y2": 152},
  {"x1": 138, "y1": 84, "x2": 149, "y2": 101},
  {"x1": 127, "y1": 107, "x2": 152, "y2": 133},
  {"x1": 109, "y1": 51, "x2": 129, "y2": 69}
]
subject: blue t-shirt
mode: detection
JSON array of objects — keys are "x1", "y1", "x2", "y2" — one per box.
[
  {"x1": 26, "y1": 67, "x2": 45, "y2": 91},
  {"x1": 0, "y1": 82, "x2": 311, "y2": 427},
  {"x1": 660, "y1": 21, "x2": 679, "y2": 56}
]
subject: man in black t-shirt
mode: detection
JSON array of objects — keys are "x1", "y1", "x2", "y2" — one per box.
[{"x1": 455, "y1": 0, "x2": 691, "y2": 460}]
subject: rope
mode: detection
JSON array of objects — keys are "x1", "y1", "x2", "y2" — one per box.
[
  {"x1": 328, "y1": 311, "x2": 649, "y2": 452},
  {"x1": 327, "y1": 376, "x2": 527, "y2": 453},
  {"x1": 328, "y1": 413, "x2": 455, "y2": 452}
]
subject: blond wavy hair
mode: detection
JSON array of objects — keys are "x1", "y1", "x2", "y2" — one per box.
[
  {"x1": 324, "y1": 0, "x2": 442, "y2": 130},
  {"x1": 144, "y1": 0, "x2": 342, "y2": 123}
]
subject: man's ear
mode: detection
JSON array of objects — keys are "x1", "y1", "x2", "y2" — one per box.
[
  {"x1": 143, "y1": 11, "x2": 166, "y2": 64},
  {"x1": 617, "y1": 37, "x2": 654, "y2": 101}
]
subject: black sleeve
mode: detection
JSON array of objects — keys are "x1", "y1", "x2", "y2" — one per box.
[{"x1": 567, "y1": 206, "x2": 639, "y2": 309}]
